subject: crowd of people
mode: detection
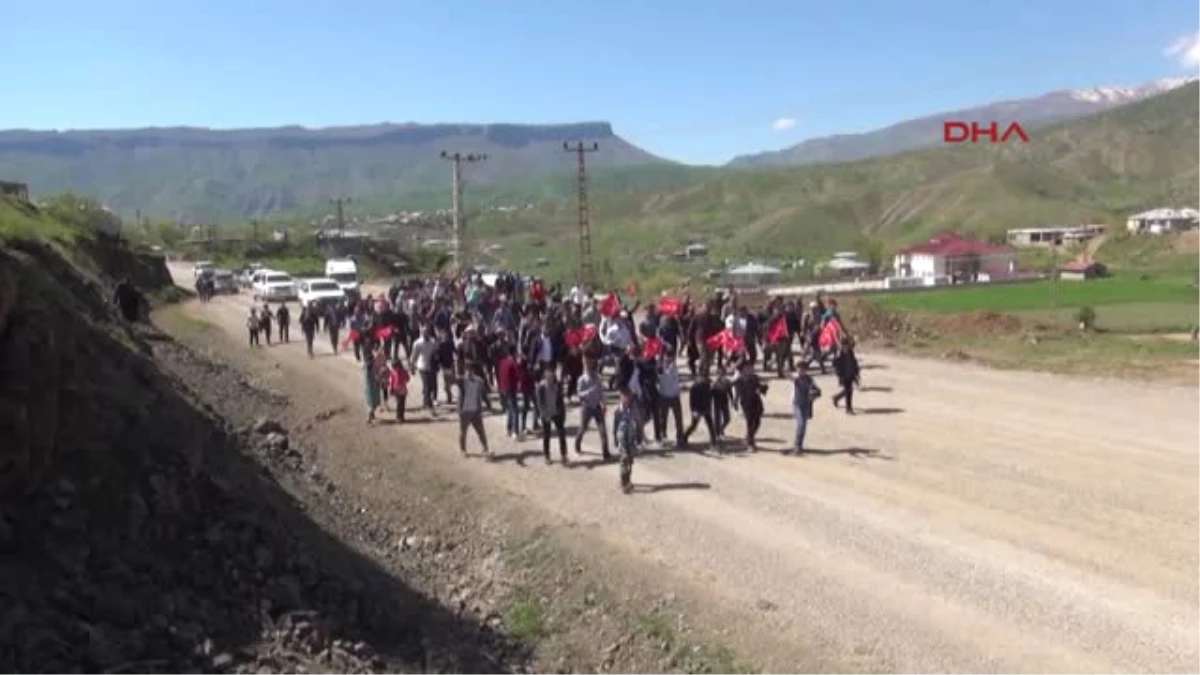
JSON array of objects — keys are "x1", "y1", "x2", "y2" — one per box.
[{"x1": 244, "y1": 273, "x2": 861, "y2": 493}]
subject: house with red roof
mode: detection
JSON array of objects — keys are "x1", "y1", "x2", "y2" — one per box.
[{"x1": 892, "y1": 232, "x2": 1018, "y2": 281}]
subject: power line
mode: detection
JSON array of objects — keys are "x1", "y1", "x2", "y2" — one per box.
[
  {"x1": 564, "y1": 141, "x2": 599, "y2": 287},
  {"x1": 439, "y1": 151, "x2": 488, "y2": 276}
]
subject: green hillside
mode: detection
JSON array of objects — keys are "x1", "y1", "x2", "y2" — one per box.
[
  {"x1": 461, "y1": 83, "x2": 1198, "y2": 286},
  {"x1": 0, "y1": 122, "x2": 669, "y2": 222}
]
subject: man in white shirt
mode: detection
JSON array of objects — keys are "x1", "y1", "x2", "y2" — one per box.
[
  {"x1": 409, "y1": 329, "x2": 439, "y2": 415},
  {"x1": 656, "y1": 356, "x2": 685, "y2": 447},
  {"x1": 570, "y1": 284, "x2": 590, "y2": 306}
]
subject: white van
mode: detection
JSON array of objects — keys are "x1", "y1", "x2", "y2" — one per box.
[{"x1": 324, "y1": 258, "x2": 361, "y2": 295}]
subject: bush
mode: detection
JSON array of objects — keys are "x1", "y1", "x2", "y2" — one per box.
[{"x1": 1076, "y1": 305, "x2": 1097, "y2": 329}]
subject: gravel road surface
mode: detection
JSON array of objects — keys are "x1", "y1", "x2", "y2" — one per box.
[{"x1": 174, "y1": 266, "x2": 1200, "y2": 673}]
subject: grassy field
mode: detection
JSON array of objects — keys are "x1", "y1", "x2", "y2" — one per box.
[{"x1": 871, "y1": 274, "x2": 1197, "y2": 314}]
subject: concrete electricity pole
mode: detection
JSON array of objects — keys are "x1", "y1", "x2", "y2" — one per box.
[
  {"x1": 564, "y1": 141, "x2": 599, "y2": 287},
  {"x1": 330, "y1": 197, "x2": 352, "y2": 238},
  {"x1": 439, "y1": 151, "x2": 488, "y2": 275}
]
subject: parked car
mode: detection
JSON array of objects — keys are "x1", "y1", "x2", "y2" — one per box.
[
  {"x1": 297, "y1": 277, "x2": 347, "y2": 310},
  {"x1": 193, "y1": 260, "x2": 215, "y2": 278},
  {"x1": 212, "y1": 269, "x2": 239, "y2": 294},
  {"x1": 251, "y1": 270, "x2": 297, "y2": 301}
]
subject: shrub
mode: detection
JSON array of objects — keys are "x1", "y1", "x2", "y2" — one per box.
[{"x1": 1076, "y1": 305, "x2": 1097, "y2": 329}]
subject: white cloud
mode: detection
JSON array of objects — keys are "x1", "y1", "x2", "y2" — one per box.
[
  {"x1": 1164, "y1": 32, "x2": 1200, "y2": 68},
  {"x1": 772, "y1": 117, "x2": 797, "y2": 131}
]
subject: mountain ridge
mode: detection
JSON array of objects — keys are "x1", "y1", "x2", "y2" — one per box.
[{"x1": 728, "y1": 75, "x2": 1199, "y2": 168}]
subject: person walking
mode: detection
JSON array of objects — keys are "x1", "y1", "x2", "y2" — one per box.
[
  {"x1": 389, "y1": 359, "x2": 410, "y2": 423},
  {"x1": 792, "y1": 362, "x2": 822, "y2": 454},
  {"x1": 574, "y1": 359, "x2": 611, "y2": 460},
  {"x1": 362, "y1": 340, "x2": 382, "y2": 425},
  {"x1": 276, "y1": 303, "x2": 291, "y2": 344},
  {"x1": 457, "y1": 364, "x2": 490, "y2": 457},
  {"x1": 682, "y1": 371, "x2": 717, "y2": 449},
  {"x1": 831, "y1": 334, "x2": 861, "y2": 415},
  {"x1": 517, "y1": 356, "x2": 538, "y2": 434},
  {"x1": 325, "y1": 301, "x2": 343, "y2": 354},
  {"x1": 260, "y1": 303, "x2": 273, "y2": 346},
  {"x1": 733, "y1": 361, "x2": 768, "y2": 451},
  {"x1": 410, "y1": 329, "x2": 439, "y2": 417},
  {"x1": 656, "y1": 354, "x2": 685, "y2": 448},
  {"x1": 536, "y1": 368, "x2": 568, "y2": 465},
  {"x1": 247, "y1": 307, "x2": 261, "y2": 347},
  {"x1": 300, "y1": 302, "x2": 319, "y2": 357},
  {"x1": 613, "y1": 388, "x2": 639, "y2": 493},
  {"x1": 497, "y1": 345, "x2": 522, "y2": 439},
  {"x1": 712, "y1": 368, "x2": 732, "y2": 440}
]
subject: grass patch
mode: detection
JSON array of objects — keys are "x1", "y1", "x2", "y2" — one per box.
[
  {"x1": 1016, "y1": 302, "x2": 1199, "y2": 334},
  {"x1": 504, "y1": 597, "x2": 545, "y2": 642},
  {"x1": 871, "y1": 274, "x2": 1197, "y2": 314},
  {"x1": 631, "y1": 611, "x2": 756, "y2": 674}
]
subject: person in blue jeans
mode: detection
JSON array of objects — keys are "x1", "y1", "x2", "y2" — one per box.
[{"x1": 791, "y1": 362, "x2": 822, "y2": 454}]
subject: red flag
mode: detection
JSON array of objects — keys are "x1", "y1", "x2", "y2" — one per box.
[
  {"x1": 599, "y1": 292, "x2": 620, "y2": 318},
  {"x1": 340, "y1": 328, "x2": 360, "y2": 350},
  {"x1": 659, "y1": 297, "x2": 681, "y2": 316},
  {"x1": 766, "y1": 315, "x2": 789, "y2": 345},
  {"x1": 374, "y1": 325, "x2": 395, "y2": 342},
  {"x1": 818, "y1": 318, "x2": 842, "y2": 350},
  {"x1": 706, "y1": 329, "x2": 745, "y2": 354},
  {"x1": 704, "y1": 331, "x2": 725, "y2": 352},
  {"x1": 643, "y1": 336, "x2": 664, "y2": 359},
  {"x1": 566, "y1": 325, "x2": 597, "y2": 349}
]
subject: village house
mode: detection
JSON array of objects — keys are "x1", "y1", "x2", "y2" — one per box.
[
  {"x1": 892, "y1": 232, "x2": 1017, "y2": 282},
  {"x1": 726, "y1": 262, "x2": 781, "y2": 287},
  {"x1": 1006, "y1": 224, "x2": 1106, "y2": 247},
  {"x1": 1125, "y1": 208, "x2": 1199, "y2": 235},
  {"x1": 0, "y1": 180, "x2": 29, "y2": 202}
]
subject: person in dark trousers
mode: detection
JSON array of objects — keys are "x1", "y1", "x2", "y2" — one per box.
[
  {"x1": 260, "y1": 303, "x2": 273, "y2": 346},
  {"x1": 410, "y1": 329, "x2": 439, "y2": 416},
  {"x1": 325, "y1": 302, "x2": 343, "y2": 354},
  {"x1": 613, "y1": 388, "x2": 639, "y2": 493},
  {"x1": 362, "y1": 339, "x2": 382, "y2": 425},
  {"x1": 276, "y1": 303, "x2": 291, "y2": 343},
  {"x1": 497, "y1": 345, "x2": 522, "y2": 439},
  {"x1": 457, "y1": 365, "x2": 490, "y2": 457},
  {"x1": 300, "y1": 302, "x2": 319, "y2": 357},
  {"x1": 733, "y1": 361, "x2": 768, "y2": 451},
  {"x1": 711, "y1": 368, "x2": 733, "y2": 440},
  {"x1": 437, "y1": 330, "x2": 457, "y2": 405},
  {"x1": 517, "y1": 356, "x2": 538, "y2": 434},
  {"x1": 247, "y1": 308, "x2": 261, "y2": 347},
  {"x1": 682, "y1": 371, "x2": 717, "y2": 448},
  {"x1": 389, "y1": 359, "x2": 410, "y2": 423},
  {"x1": 792, "y1": 362, "x2": 822, "y2": 453},
  {"x1": 831, "y1": 334, "x2": 861, "y2": 414},
  {"x1": 656, "y1": 355, "x2": 685, "y2": 448},
  {"x1": 637, "y1": 353, "x2": 662, "y2": 443},
  {"x1": 575, "y1": 359, "x2": 610, "y2": 460},
  {"x1": 536, "y1": 368, "x2": 568, "y2": 465}
]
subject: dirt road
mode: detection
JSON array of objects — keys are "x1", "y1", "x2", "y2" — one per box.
[{"x1": 176, "y1": 266, "x2": 1199, "y2": 673}]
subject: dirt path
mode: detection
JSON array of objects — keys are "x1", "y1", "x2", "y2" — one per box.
[{"x1": 178, "y1": 265, "x2": 1200, "y2": 673}]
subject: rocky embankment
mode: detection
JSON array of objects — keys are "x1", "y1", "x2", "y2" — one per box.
[{"x1": 0, "y1": 238, "x2": 523, "y2": 673}]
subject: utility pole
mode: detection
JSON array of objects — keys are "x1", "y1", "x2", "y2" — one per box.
[
  {"x1": 330, "y1": 197, "x2": 351, "y2": 239},
  {"x1": 251, "y1": 218, "x2": 260, "y2": 242},
  {"x1": 439, "y1": 151, "x2": 488, "y2": 275},
  {"x1": 564, "y1": 141, "x2": 599, "y2": 287}
]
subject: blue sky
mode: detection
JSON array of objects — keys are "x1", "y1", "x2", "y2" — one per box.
[{"x1": 3, "y1": 0, "x2": 1197, "y2": 164}]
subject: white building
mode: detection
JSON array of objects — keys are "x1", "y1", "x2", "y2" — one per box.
[
  {"x1": 1126, "y1": 208, "x2": 1199, "y2": 235},
  {"x1": 726, "y1": 262, "x2": 781, "y2": 287},
  {"x1": 893, "y1": 232, "x2": 1018, "y2": 281},
  {"x1": 1006, "y1": 224, "x2": 1106, "y2": 247}
]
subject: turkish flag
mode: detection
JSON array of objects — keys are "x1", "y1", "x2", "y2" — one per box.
[
  {"x1": 659, "y1": 297, "x2": 681, "y2": 316},
  {"x1": 818, "y1": 319, "x2": 842, "y2": 351},
  {"x1": 566, "y1": 325, "x2": 597, "y2": 349},
  {"x1": 642, "y1": 336, "x2": 664, "y2": 359},
  {"x1": 705, "y1": 329, "x2": 743, "y2": 353},
  {"x1": 766, "y1": 315, "x2": 789, "y2": 345},
  {"x1": 340, "y1": 329, "x2": 360, "y2": 350},
  {"x1": 374, "y1": 325, "x2": 395, "y2": 342},
  {"x1": 599, "y1": 292, "x2": 621, "y2": 318}
]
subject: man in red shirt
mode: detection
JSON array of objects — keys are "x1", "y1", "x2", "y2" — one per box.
[{"x1": 497, "y1": 345, "x2": 522, "y2": 439}]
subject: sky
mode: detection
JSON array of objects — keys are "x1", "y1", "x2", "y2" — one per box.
[{"x1": 3, "y1": 0, "x2": 1198, "y2": 165}]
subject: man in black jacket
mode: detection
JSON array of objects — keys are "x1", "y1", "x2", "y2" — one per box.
[
  {"x1": 299, "y1": 302, "x2": 319, "y2": 357},
  {"x1": 682, "y1": 372, "x2": 716, "y2": 448},
  {"x1": 276, "y1": 303, "x2": 291, "y2": 343}
]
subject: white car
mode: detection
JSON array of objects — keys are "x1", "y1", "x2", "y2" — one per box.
[
  {"x1": 296, "y1": 277, "x2": 346, "y2": 309},
  {"x1": 193, "y1": 260, "x2": 215, "y2": 278},
  {"x1": 252, "y1": 270, "x2": 297, "y2": 301}
]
